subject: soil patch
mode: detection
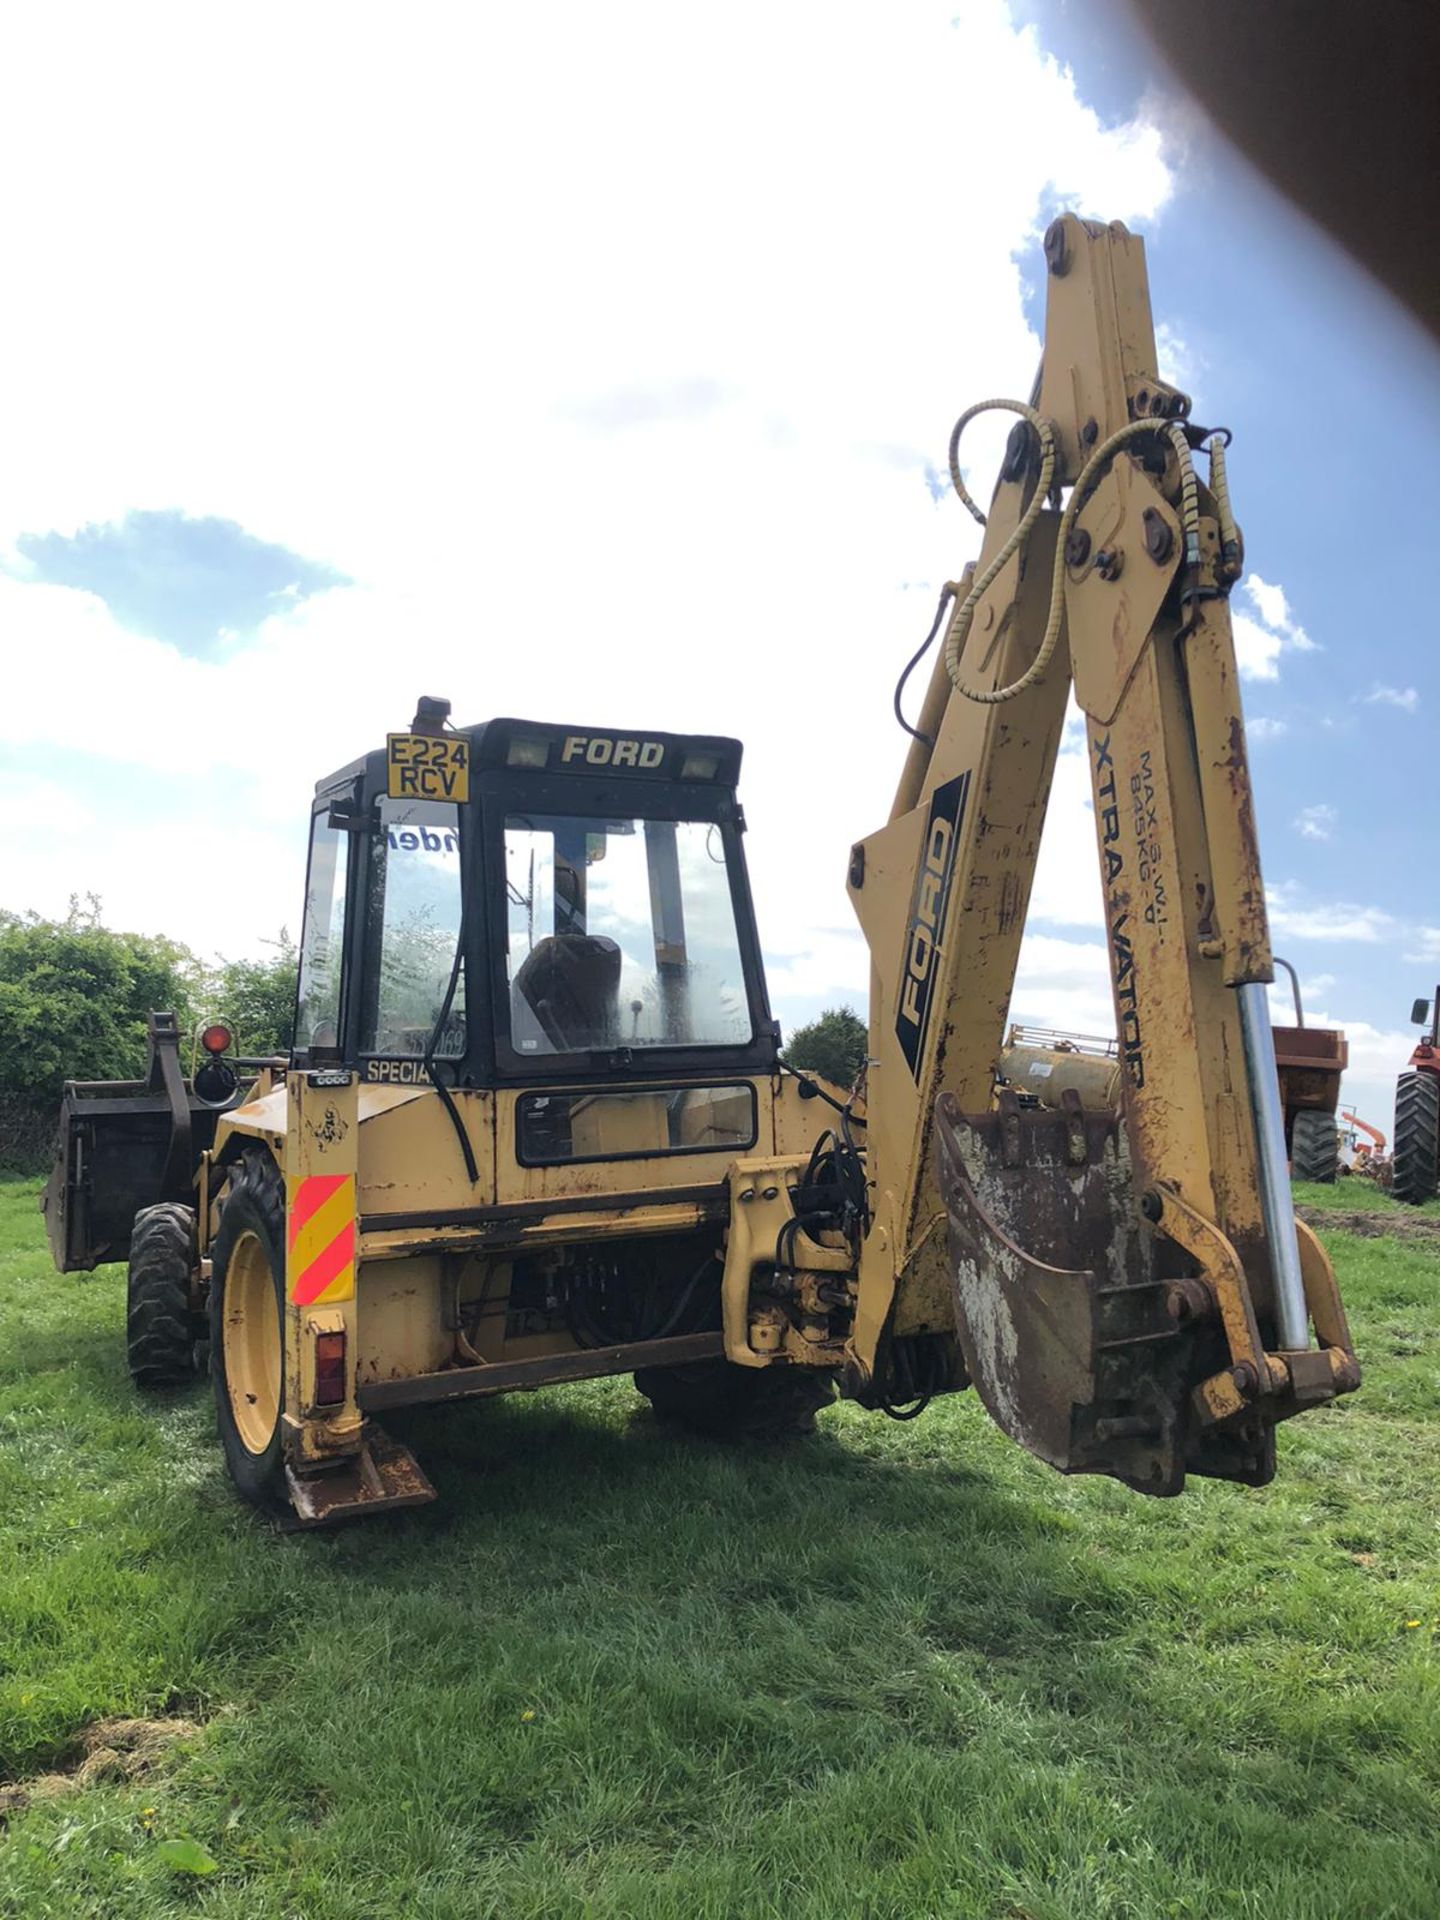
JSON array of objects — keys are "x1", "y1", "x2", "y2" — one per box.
[
  {"x1": 0, "y1": 1716, "x2": 200, "y2": 1818},
  {"x1": 1298, "y1": 1206, "x2": 1440, "y2": 1247}
]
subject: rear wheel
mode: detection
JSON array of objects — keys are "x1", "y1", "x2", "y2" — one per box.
[
  {"x1": 1290, "y1": 1109, "x2": 1339, "y2": 1184},
  {"x1": 633, "y1": 1359, "x2": 837, "y2": 1438},
  {"x1": 210, "y1": 1155, "x2": 288, "y2": 1507},
  {"x1": 126, "y1": 1203, "x2": 198, "y2": 1388},
  {"x1": 1392, "y1": 1071, "x2": 1440, "y2": 1206}
]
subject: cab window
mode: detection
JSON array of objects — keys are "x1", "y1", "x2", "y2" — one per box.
[
  {"x1": 295, "y1": 813, "x2": 349, "y2": 1051},
  {"x1": 361, "y1": 798, "x2": 465, "y2": 1056},
  {"x1": 503, "y1": 814, "x2": 751, "y2": 1054}
]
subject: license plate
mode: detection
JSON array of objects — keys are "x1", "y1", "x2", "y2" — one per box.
[{"x1": 386, "y1": 733, "x2": 469, "y2": 803}]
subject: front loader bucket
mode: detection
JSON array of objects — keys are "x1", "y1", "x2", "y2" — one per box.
[{"x1": 935, "y1": 1091, "x2": 1270, "y2": 1495}]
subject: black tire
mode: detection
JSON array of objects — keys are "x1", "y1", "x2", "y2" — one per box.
[
  {"x1": 210, "y1": 1154, "x2": 288, "y2": 1508},
  {"x1": 1291, "y1": 1109, "x2": 1339, "y2": 1184},
  {"x1": 1392, "y1": 1071, "x2": 1440, "y2": 1206},
  {"x1": 126, "y1": 1203, "x2": 198, "y2": 1388},
  {"x1": 633, "y1": 1359, "x2": 837, "y2": 1438}
]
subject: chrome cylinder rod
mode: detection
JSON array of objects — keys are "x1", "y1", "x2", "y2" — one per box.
[{"x1": 1237, "y1": 980, "x2": 1309, "y2": 1350}]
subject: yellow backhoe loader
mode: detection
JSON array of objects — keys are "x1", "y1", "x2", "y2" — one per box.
[{"x1": 43, "y1": 215, "x2": 1358, "y2": 1523}]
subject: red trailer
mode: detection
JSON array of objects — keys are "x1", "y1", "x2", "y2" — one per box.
[{"x1": 1271, "y1": 959, "x2": 1348, "y2": 1184}]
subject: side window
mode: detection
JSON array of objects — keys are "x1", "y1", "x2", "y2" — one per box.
[{"x1": 295, "y1": 815, "x2": 349, "y2": 1050}]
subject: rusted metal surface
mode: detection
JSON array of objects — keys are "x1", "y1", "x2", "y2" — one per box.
[
  {"x1": 936, "y1": 1091, "x2": 1197, "y2": 1492},
  {"x1": 932, "y1": 1090, "x2": 1344, "y2": 1494},
  {"x1": 1270, "y1": 1026, "x2": 1348, "y2": 1071},
  {"x1": 1271, "y1": 1023, "x2": 1349, "y2": 1117},
  {"x1": 284, "y1": 1424, "x2": 436, "y2": 1526},
  {"x1": 357, "y1": 1328, "x2": 725, "y2": 1413},
  {"x1": 359, "y1": 1182, "x2": 727, "y2": 1236}
]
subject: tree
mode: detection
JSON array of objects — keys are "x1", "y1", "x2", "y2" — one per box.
[
  {"x1": 0, "y1": 897, "x2": 204, "y2": 1101},
  {"x1": 210, "y1": 933, "x2": 298, "y2": 1057},
  {"x1": 783, "y1": 1005, "x2": 868, "y2": 1091}
]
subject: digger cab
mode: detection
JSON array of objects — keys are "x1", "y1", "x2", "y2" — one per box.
[{"x1": 296, "y1": 714, "x2": 781, "y2": 1111}]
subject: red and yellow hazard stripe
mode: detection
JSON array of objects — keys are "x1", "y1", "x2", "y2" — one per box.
[{"x1": 287, "y1": 1173, "x2": 356, "y2": 1306}]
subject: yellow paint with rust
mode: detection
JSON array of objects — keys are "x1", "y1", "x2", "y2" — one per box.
[
  {"x1": 211, "y1": 1066, "x2": 859, "y2": 1428},
  {"x1": 842, "y1": 213, "x2": 1352, "y2": 1438}
]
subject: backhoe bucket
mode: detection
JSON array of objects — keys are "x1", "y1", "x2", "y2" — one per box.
[{"x1": 934, "y1": 1091, "x2": 1265, "y2": 1495}]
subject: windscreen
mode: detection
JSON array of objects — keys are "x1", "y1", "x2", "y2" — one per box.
[{"x1": 504, "y1": 814, "x2": 751, "y2": 1054}]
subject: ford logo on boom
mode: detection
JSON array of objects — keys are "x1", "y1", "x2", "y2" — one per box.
[{"x1": 894, "y1": 770, "x2": 970, "y2": 1078}]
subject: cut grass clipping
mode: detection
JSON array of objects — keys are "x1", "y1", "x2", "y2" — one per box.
[{"x1": 0, "y1": 1175, "x2": 1437, "y2": 1918}]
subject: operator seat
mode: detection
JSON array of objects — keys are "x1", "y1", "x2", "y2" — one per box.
[{"x1": 514, "y1": 934, "x2": 623, "y2": 1051}]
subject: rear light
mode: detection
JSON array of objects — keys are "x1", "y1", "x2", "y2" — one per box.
[
  {"x1": 200, "y1": 1023, "x2": 233, "y2": 1055},
  {"x1": 313, "y1": 1330, "x2": 347, "y2": 1407}
]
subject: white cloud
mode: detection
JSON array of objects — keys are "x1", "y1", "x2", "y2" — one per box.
[
  {"x1": 1246, "y1": 576, "x2": 1292, "y2": 631},
  {"x1": 1024, "y1": 701, "x2": 1105, "y2": 932},
  {"x1": 0, "y1": 771, "x2": 95, "y2": 841},
  {"x1": 1294, "y1": 803, "x2": 1336, "y2": 841},
  {"x1": 1231, "y1": 571, "x2": 1318, "y2": 682},
  {"x1": 1247, "y1": 715, "x2": 1287, "y2": 742},
  {"x1": 1153, "y1": 318, "x2": 1202, "y2": 393},
  {"x1": 1266, "y1": 884, "x2": 1395, "y2": 944},
  {"x1": 1231, "y1": 615, "x2": 1282, "y2": 681},
  {"x1": 1009, "y1": 933, "x2": 1115, "y2": 1038},
  {"x1": 1362, "y1": 683, "x2": 1419, "y2": 712},
  {"x1": 763, "y1": 926, "x2": 871, "y2": 1007},
  {"x1": 0, "y1": 0, "x2": 1177, "y2": 1032}
]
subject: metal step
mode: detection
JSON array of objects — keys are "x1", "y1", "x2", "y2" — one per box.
[{"x1": 284, "y1": 1424, "x2": 436, "y2": 1527}]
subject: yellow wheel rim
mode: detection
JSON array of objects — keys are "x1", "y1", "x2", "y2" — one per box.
[{"x1": 223, "y1": 1228, "x2": 282, "y2": 1456}]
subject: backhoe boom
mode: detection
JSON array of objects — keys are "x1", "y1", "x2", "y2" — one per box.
[{"x1": 844, "y1": 214, "x2": 1357, "y2": 1490}]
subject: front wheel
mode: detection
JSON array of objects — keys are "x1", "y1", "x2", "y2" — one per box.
[
  {"x1": 126, "y1": 1203, "x2": 198, "y2": 1387},
  {"x1": 633, "y1": 1359, "x2": 837, "y2": 1438},
  {"x1": 210, "y1": 1155, "x2": 288, "y2": 1507},
  {"x1": 1392, "y1": 1071, "x2": 1440, "y2": 1206}
]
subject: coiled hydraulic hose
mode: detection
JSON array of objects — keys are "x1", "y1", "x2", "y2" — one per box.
[
  {"x1": 942, "y1": 406, "x2": 1202, "y2": 706},
  {"x1": 1204, "y1": 429, "x2": 1241, "y2": 574}
]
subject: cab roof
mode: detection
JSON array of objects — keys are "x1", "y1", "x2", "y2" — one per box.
[{"x1": 314, "y1": 715, "x2": 743, "y2": 798}]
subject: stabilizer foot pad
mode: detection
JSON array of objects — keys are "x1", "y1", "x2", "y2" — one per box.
[{"x1": 285, "y1": 1425, "x2": 436, "y2": 1527}]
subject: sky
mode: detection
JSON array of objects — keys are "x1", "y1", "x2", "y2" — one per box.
[{"x1": 2, "y1": 0, "x2": 1436, "y2": 1133}]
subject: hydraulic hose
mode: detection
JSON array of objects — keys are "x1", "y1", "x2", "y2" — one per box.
[
  {"x1": 942, "y1": 400, "x2": 1057, "y2": 700},
  {"x1": 943, "y1": 409, "x2": 1201, "y2": 707},
  {"x1": 1205, "y1": 430, "x2": 1241, "y2": 574}
]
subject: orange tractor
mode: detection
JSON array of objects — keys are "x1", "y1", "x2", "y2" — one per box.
[{"x1": 1392, "y1": 992, "x2": 1440, "y2": 1204}]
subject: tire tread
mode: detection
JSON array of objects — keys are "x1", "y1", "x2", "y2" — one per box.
[
  {"x1": 209, "y1": 1152, "x2": 288, "y2": 1508},
  {"x1": 1392, "y1": 1070, "x2": 1440, "y2": 1205},
  {"x1": 126, "y1": 1202, "x2": 197, "y2": 1388},
  {"x1": 1291, "y1": 1109, "x2": 1339, "y2": 1185}
]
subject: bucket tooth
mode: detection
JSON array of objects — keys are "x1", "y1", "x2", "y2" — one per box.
[
  {"x1": 935, "y1": 1091, "x2": 1237, "y2": 1496},
  {"x1": 284, "y1": 1424, "x2": 436, "y2": 1527}
]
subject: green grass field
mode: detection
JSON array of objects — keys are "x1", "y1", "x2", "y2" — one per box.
[{"x1": 1, "y1": 1175, "x2": 1437, "y2": 1919}]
